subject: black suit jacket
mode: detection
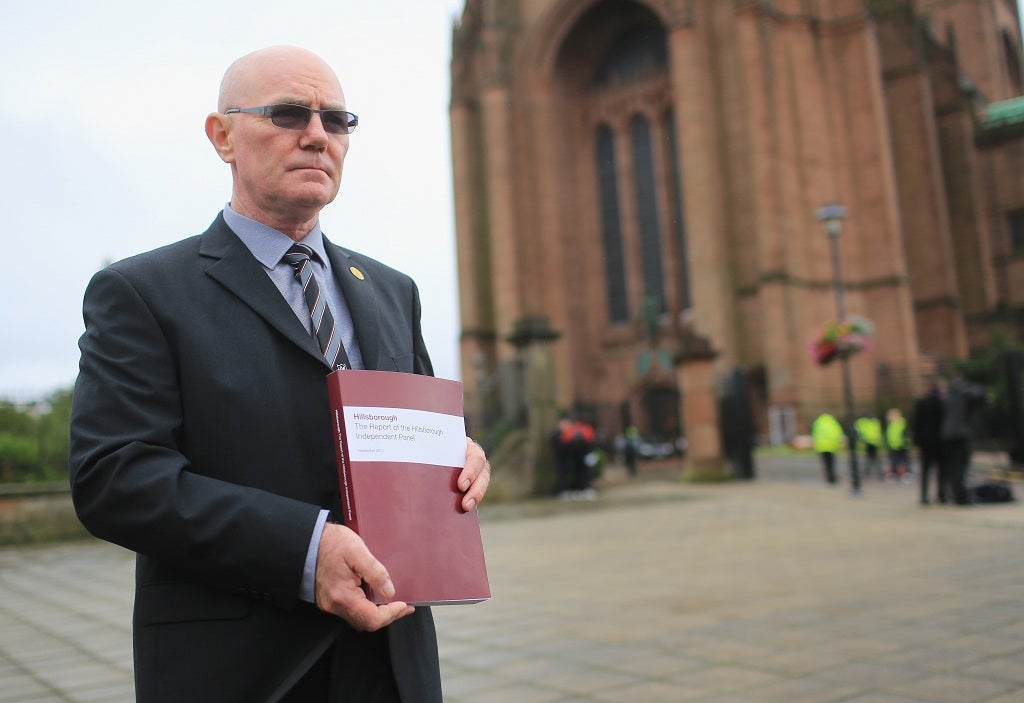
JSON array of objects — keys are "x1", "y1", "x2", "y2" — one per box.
[
  {"x1": 912, "y1": 392, "x2": 944, "y2": 451},
  {"x1": 69, "y1": 215, "x2": 442, "y2": 703}
]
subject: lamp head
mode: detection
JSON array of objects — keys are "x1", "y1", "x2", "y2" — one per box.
[{"x1": 815, "y1": 204, "x2": 848, "y2": 237}]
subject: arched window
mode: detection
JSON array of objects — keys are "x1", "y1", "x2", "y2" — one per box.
[
  {"x1": 596, "y1": 125, "x2": 629, "y2": 323},
  {"x1": 583, "y1": 12, "x2": 681, "y2": 327},
  {"x1": 630, "y1": 115, "x2": 666, "y2": 313},
  {"x1": 664, "y1": 111, "x2": 692, "y2": 310},
  {"x1": 592, "y1": 24, "x2": 668, "y2": 88},
  {"x1": 1003, "y1": 30, "x2": 1023, "y2": 96}
]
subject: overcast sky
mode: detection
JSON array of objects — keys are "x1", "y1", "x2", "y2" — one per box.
[
  {"x1": 0, "y1": 0, "x2": 466, "y2": 401},
  {"x1": 4, "y1": 3, "x2": 1023, "y2": 402}
]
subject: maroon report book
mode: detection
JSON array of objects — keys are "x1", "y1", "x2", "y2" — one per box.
[{"x1": 327, "y1": 369, "x2": 490, "y2": 606}]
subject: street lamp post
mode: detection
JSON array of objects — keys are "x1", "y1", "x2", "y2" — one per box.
[{"x1": 815, "y1": 204, "x2": 862, "y2": 495}]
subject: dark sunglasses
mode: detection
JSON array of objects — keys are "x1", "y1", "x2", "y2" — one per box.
[{"x1": 225, "y1": 104, "x2": 359, "y2": 135}]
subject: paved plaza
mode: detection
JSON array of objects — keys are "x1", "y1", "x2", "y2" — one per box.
[{"x1": 2, "y1": 457, "x2": 1024, "y2": 702}]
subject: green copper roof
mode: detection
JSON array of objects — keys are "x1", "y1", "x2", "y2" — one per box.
[{"x1": 985, "y1": 96, "x2": 1024, "y2": 128}]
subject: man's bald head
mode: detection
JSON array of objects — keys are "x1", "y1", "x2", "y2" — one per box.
[
  {"x1": 205, "y1": 46, "x2": 350, "y2": 239},
  {"x1": 217, "y1": 46, "x2": 341, "y2": 112}
]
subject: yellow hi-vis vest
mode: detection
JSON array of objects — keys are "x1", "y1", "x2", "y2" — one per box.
[
  {"x1": 886, "y1": 416, "x2": 907, "y2": 450},
  {"x1": 812, "y1": 414, "x2": 844, "y2": 453},
  {"x1": 855, "y1": 417, "x2": 882, "y2": 448}
]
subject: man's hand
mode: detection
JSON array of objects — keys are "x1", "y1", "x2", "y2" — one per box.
[
  {"x1": 314, "y1": 523, "x2": 414, "y2": 631},
  {"x1": 458, "y1": 438, "x2": 492, "y2": 512}
]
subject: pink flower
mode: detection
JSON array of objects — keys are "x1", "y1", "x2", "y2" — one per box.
[{"x1": 809, "y1": 316, "x2": 874, "y2": 366}]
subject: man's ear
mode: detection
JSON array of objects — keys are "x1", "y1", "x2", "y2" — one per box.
[{"x1": 205, "y1": 113, "x2": 235, "y2": 163}]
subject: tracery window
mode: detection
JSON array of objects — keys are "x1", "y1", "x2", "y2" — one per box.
[
  {"x1": 588, "y1": 20, "x2": 691, "y2": 326},
  {"x1": 596, "y1": 125, "x2": 630, "y2": 322},
  {"x1": 592, "y1": 24, "x2": 668, "y2": 88},
  {"x1": 631, "y1": 115, "x2": 666, "y2": 313}
]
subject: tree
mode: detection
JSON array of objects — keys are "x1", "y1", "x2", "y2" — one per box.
[{"x1": 0, "y1": 386, "x2": 73, "y2": 483}]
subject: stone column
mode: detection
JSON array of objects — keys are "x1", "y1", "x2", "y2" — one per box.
[
  {"x1": 675, "y1": 329, "x2": 731, "y2": 482},
  {"x1": 508, "y1": 316, "x2": 561, "y2": 495}
]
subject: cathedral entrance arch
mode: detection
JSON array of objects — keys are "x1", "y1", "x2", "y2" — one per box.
[{"x1": 641, "y1": 385, "x2": 682, "y2": 444}]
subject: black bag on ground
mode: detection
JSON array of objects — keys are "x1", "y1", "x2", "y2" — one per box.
[{"x1": 968, "y1": 481, "x2": 1016, "y2": 503}]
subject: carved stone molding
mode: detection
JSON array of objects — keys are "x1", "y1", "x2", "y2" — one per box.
[
  {"x1": 733, "y1": 0, "x2": 764, "y2": 11},
  {"x1": 663, "y1": 0, "x2": 697, "y2": 28}
]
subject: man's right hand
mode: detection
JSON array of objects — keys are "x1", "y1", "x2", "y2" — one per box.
[{"x1": 314, "y1": 523, "x2": 414, "y2": 631}]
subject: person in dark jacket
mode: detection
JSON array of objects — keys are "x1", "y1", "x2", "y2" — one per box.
[
  {"x1": 68, "y1": 46, "x2": 492, "y2": 703},
  {"x1": 552, "y1": 417, "x2": 574, "y2": 498},
  {"x1": 912, "y1": 382, "x2": 946, "y2": 504},
  {"x1": 941, "y1": 376, "x2": 986, "y2": 505}
]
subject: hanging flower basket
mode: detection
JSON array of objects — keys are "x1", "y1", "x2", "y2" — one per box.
[{"x1": 809, "y1": 315, "x2": 874, "y2": 366}]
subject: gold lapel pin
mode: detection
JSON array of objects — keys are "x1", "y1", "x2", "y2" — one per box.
[{"x1": 349, "y1": 266, "x2": 365, "y2": 281}]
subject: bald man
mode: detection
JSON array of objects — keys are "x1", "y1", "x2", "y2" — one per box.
[{"x1": 69, "y1": 46, "x2": 490, "y2": 703}]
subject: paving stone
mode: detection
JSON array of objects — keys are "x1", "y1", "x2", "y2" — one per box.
[{"x1": 0, "y1": 461, "x2": 1022, "y2": 702}]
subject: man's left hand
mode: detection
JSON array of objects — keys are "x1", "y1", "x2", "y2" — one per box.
[{"x1": 458, "y1": 438, "x2": 491, "y2": 512}]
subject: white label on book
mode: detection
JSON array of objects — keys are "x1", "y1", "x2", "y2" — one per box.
[{"x1": 343, "y1": 406, "x2": 467, "y2": 467}]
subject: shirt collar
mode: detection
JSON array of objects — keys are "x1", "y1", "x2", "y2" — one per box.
[{"x1": 222, "y1": 203, "x2": 329, "y2": 269}]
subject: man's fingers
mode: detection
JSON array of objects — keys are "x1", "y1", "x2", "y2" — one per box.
[
  {"x1": 344, "y1": 539, "x2": 395, "y2": 598},
  {"x1": 344, "y1": 598, "x2": 415, "y2": 632},
  {"x1": 379, "y1": 601, "x2": 416, "y2": 624},
  {"x1": 322, "y1": 523, "x2": 392, "y2": 591},
  {"x1": 315, "y1": 523, "x2": 415, "y2": 630},
  {"x1": 459, "y1": 437, "x2": 491, "y2": 510},
  {"x1": 462, "y1": 467, "x2": 490, "y2": 512}
]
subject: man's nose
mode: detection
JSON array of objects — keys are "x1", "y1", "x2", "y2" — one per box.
[{"x1": 301, "y1": 113, "x2": 330, "y2": 148}]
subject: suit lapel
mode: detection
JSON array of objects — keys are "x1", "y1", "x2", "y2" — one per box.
[
  {"x1": 199, "y1": 216, "x2": 329, "y2": 368},
  {"x1": 325, "y1": 241, "x2": 380, "y2": 371}
]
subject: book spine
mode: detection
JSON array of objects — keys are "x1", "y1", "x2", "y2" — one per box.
[{"x1": 328, "y1": 380, "x2": 359, "y2": 535}]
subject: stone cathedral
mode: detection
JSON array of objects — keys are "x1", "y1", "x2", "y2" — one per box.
[{"x1": 449, "y1": 0, "x2": 1024, "y2": 476}]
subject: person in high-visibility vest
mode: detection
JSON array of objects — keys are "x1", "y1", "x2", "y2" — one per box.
[
  {"x1": 854, "y1": 414, "x2": 883, "y2": 480},
  {"x1": 811, "y1": 412, "x2": 845, "y2": 485},
  {"x1": 885, "y1": 408, "x2": 911, "y2": 483}
]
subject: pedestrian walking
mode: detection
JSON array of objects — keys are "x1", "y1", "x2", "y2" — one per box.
[
  {"x1": 885, "y1": 408, "x2": 911, "y2": 483},
  {"x1": 553, "y1": 417, "x2": 574, "y2": 498},
  {"x1": 556, "y1": 417, "x2": 597, "y2": 500},
  {"x1": 623, "y1": 424, "x2": 640, "y2": 478},
  {"x1": 913, "y1": 382, "x2": 946, "y2": 504},
  {"x1": 942, "y1": 375, "x2": 986, "y2": 505},
  {"x1": 854, "y1": 414, "x2": 883, "y2": 479},
  {"x1": 811, "y1": 412, "x2": 844, "y2": 485}
]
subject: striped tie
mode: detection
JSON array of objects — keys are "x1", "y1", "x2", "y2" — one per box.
[{"x1": 283, "y1": 244, "x2": 348, "y2": 369}]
